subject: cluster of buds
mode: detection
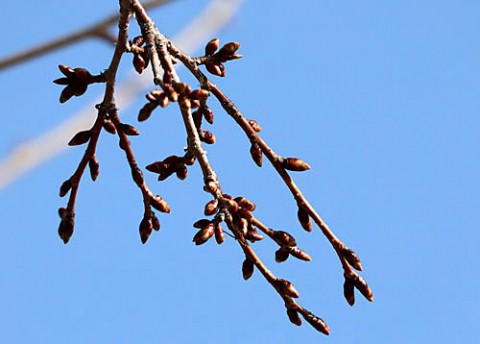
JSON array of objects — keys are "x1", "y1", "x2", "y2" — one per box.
[
  {"x1": 202, "y1": 38, "x2": 242, "y2": 77},
  {"x1": 53, "y1": 65, "x2": 105, "y2": 103},
  {"x1": 146, "y1": 154, "x2": 194, "y2": 181},
  {"x1": 129, "y1": 36, "x2": 150, "y2": 74}
]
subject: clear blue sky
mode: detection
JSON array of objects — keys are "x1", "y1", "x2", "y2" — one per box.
[{"x1": 1, "y1": 1, "x2": 478, "y2": 343}]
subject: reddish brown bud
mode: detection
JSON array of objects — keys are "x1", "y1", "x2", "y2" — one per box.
[
  {"x1": 58, "y1": 207, "x2": 67, "y2": 219},
  {"x1": 88, "y1": 156, "x2": 100, "y2": 181},
  {"x1": 287, "y1": 308, "x2": 302, "y2": 326},
  {"x1": 138, "y1": 102, "x2": 157, "y2": 122},
  {"x1": 133, "y1": 53, "x2": 146, "y2": 74},
  {"x1": 145, "y1": 161, "x2": 166, "y2": 174},
  {"x1": 272, "y1": 230, "x2": 297, "y2": 247},
  {"x1": 59, "y1": 85, "x2": 76, "y2": 103},
  {"x1": 200, "y1": 131, "x2": 216, "y2": 144},
  {"x1": 204, "y1": 199, "x2": 218, "y2": 216},
  {"x1": 151, "y1": 213, "x2": 160, "y2": 231},
  {"x1": 246, "y1": 225, "x2": 264, "y2": 242},
  {"x1": 103, "y1": 120, "x2": 117, "y2": 134},
  {"x1": 202, "y1": 107, "x2": 214, "y2": 124},
  {"x1": 353, "y1": 275, "x2": 374, "y2": 302},
  {"x1": 175, "y1": 165, "x2": 188, "y2": 180},
  {"x1": 131, "y1": 168, "x2": 144, "y2": 187},
  {"x1": 132, "y1": 35, "x2": 144, "y2": 46},
  {"x1": 206, "y1": 62, "x2": 226, "y2": 77},
  {"x1": 342, "y1": 248, "x2": 363, "y2": 271},
  {"x1": 302, "y1": 312, "x2": 330, "y2": 335},
  {"x1": 234, "y1": 197, "x2": 256, "y2": 211},
  {"x1": 158, "y1": 92, "x2": 170, "y2": 108},
  {"x1": 225, "y1": 199, "x2": 239, "y2": 214},
  {"x1": 68, "y1": 130, "x2": 91, "y2": 146},
  {"x1": 282, "y1": 157, "x2": 311, "y2": 172},
  {"x1": 297, "y1": 206, "x2": 312, "y2": 232},
  {"x1": 119, "y1": 123, "x2": 140, "y2": 136},
  {"x1": 193, "y1": 223, "x2": 215, "y2": 245},
  {"x1": 247, "y1": 119, "x2": 262, "y2": 132},
  {"x1": 343, "y1": 278, "x2": 355, "y2": 306},
  {"x1": 250, "y1": 142, "x2": 263, "y2": 167},
  {"x1": 168, "y1": 90, "x2": 179, "y2": 102},
  {"x1": 179, "y1": 97, "x2": 191, "y2": 110},
  {"x1": 214, "y1": 223, "x2": 224, "y2": 244},
  {"x1": 205, "y1": 180, "x2": 218, "y2": 194},
  {"x1": 205, "y1": 38, "x2": 220, "y2": 55},
  {"x1": 276, "y1": 279, "x2": 300, "y2": 298},
  {"x1": 236, "y1": 217, "x2": 248, "y2": 236},
  {"x1": 219, "y1": 41, "x2": 240, "y2": 55},
  {"x1": 73, "y1": 67, "x2": 92, "y2": 82},
  {"x1": 172, "y1": 82, "x2": 191, "y2": 96},
  {"x1": 242, "y1": 259, "x2": 254, "y2": 280},
  {"x1": 150, "y1": 195, "x2": 170, "y2": 213},
  {"x1": 288, "y1": 247, "x2": 312, "y2": 262},
  {"x1": 59, "y1": 179, "x2": 72, "y2": 197},
  {"x1": 193, "y1": 219, "x2": 211, "y2": 229},
  {"x1": 58, "y1": 216, "x2": 74, "y2": 244},
  {"x1": 189, "y1": 89, "x2": 210, "y2": 100},
  {"x1": 139, "y1": 217, "x2": 153, "y2": 244},
  {"x1": 58, "y1": 64, "x2": 75, "y2": 77},
  {"x1": 275, "y1": 248, "x2": 290, "y2": 263}
]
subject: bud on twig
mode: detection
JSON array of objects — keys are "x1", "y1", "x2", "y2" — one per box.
[
  {"x1": 58, "y1": 215, "x2": 74, "y2": 244},
  {"x1": 287, "y1": 308, "x2": 302, "y2": 326},
  {"x1": 297, "y1": 206, "x2": 312, "y2": 232},
  {"x1": 234, "y1": 197, "x2": 256, "y2": 212},
  {"x1": 88, "y1": 156, "x2": 100, "y2": 181},
  {"x1": 250, "y1": 142, "x2": 262, "y2": 167},
  {"x1": 205, "y1": 38, "x2": 220, "y2": 55},
  {"x1": 272, "y1": 230, "x2": 297, "y2": 247},
  {"x1": 247, "y1": 119, "x2": 262, "y2": 132},
  {"x1": 302, "y1": 311, "x2": 330, "y2": 335},
  {"x1": 276, "y1": 279, "x2": 300, "y2": 298},
  {"x1": 68, "y1": 130, "x2": 91, "y2": 146},
  {"x1": 288, "y1": 247, "x2": 312, "y2": 262},
  {"x1": 193, "y1": 223, "x2": 215, "y2": 245},
  {"x1": 151, "y1": 213, "x2": 160, "y2": 231},
  {"x1": 275, "y1": 248, "x2": 289, "y2": 263},
  {"x1": 59, "y1": 179, "x2": 72, "y2": 197},
  {"x1": 242, "y1": 259, "x2": 254, "y2": 280},
  {"x1": 282, "y1": 157, "x2": 311, "y2": 172},
  {"x1": 214, "y1": 223, "x2": 225, "y2": 244},
  {"x1": 343, "y1": 278, "x2": 355, "y2": 306},
  {"x1": 150, "y1": 195, "x2": 170, "y2": 213},
  {"x1": 204, "y1": 199, "x2": 218, "y2": 216},
  {"x1": 139, "y1": 217, "x2": 153, "y2": 244},
  {"x1": 341, "y1": 248, "x2": 363, "y2": 271},
  {"x1": 353, "y1": 275, "x2": 374, "y2": 302},
  {"x1": 119, "y1": 123, "x2": 140, "y2": 136}
]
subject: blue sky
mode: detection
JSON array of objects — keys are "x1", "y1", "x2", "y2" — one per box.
[{"x1": 1, "y1": 1, "x2": 479, "y2": 343}]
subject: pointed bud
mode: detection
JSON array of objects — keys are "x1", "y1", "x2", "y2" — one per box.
[
  {"x1": 204, "y1": 199, "x2": 218, "y2": 216},
  {"x1": 145, "y1": 161, "x2": 167, "y2": 174},
  {"x1": 288, "y1": 247, "x2": 312, "y2": 261},
  {"x1": 138, "y1": 102, "x2": 157, "y2": 122},
  {"x1": 282, "y1": 157, "x2": 311, "y2": 172},
  {"x1": 139, "y1": 217, "x2": 153, "y2": 244},
  {"x1": 276, "y1": 279, "x2": 300, "y2": 298},
  {"x1": 193, "y1": 223, "x2": 215, "y2": 245},
  {"x1": 59, "y1": 179, "x2": 72, "y2": 197},
  {"x1": 119, "y1": 123, "x2": 140, "y2": 136},
  {"x1": 175, "y1": 165, "x2": 188, "y2": 180},
  {"x1": 205, "y1": 38, "x2": 220, "y2": 55},
  {"x1": 133, "y1": 53, "x2": 146, "y2": 74},
  {"x1": 58, "y1": 64, "x2": 75, "y2": 77},
  {"x1": 151, "y1": 213, "x2": 160, "y2": 231},
  {"x1": 88, "y1": 156, "x2": 100, "y2": 181},
  {"x1": 234, "y1": 197, "x2": 256, "y2": 211},
  {"x1": 150, "y1": 195, "x2": 170, "y2": 213},
  {"x1": 59, "y1": 85, "x2": 75, "y2": 103},
  {"x1": 103, "y1": 120, "x2": 117, "y2": 134},
  {"x1": 287, "y1": 308, "x2": 302, "y2": 326},
  {"x1": 193, "y1": 219, "x2": 211, "y2": 229},
  {"x1": 342, "y1": 248, "x2": 363, "y2": 271},
  {"x1": 219, "y1": 41, "x2": 240, "y2": 55},
  {"x1": 272, "y1": 230, "x2": 297, "y2": 247},
  {"x1": 131, "y1": 168, "x2": 144, "y2": 187},
  {"x1": 247, "y1": 119, "x2": 262, "y2": 132},
  {"x1": 250, "y1": 142, "x2": 263, "y2": 167},
  {"x1": 202, "y1": 107, "x2": 214, "y2": 124},
  {"x1": 205, "y1": 180, "x2": 218, "y2": 194},
  {"x1": 68, "y1": 130, "x2": 91, "y2": 146},
  {"x1": 214, "y1": 223, "x2": 225, "y2": 244},
  {"x1": 206, "y1": 62, "x2": 225, "y2": 77},
  {"x1": 343, "y1": 278, "x2": 355, "y2": 306},
  {"x1": 58, "y1": 216, "x2": 74, "y2": 244},
  {"x1": 275, "y1": 248, "x2": 290, "y2": 263},
  {"x1": 200, "y1": 131, "x2": 216, "y2": 144},
  {"x1": 189, "y1": 89, "x2": 210, "y2": 100},
  {"x1": 168, "y1": 90, "x2": 179, "y2": 102},
  {"x1": 297, "y1": 206, "x2": 312, "y2": 232},
  {"x1": 302, "y1": 312, "x2": 330, "y2": 335},
  {"x1": 246, "y1": 225, "x2": 264, "y2": 242},
  {"x1": 242, "y1": 259, "x2": 254, "y2": 280},
  {"x1": 353, "y1": 275, "x2": 374, "y2": 302},
  {"x1": 172, "y1": 82, "x2": 191, "y2": 96}
]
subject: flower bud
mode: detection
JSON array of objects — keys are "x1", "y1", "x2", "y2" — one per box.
[
  {"x1": 68, "y1": 130, "x2": 91, "y2": 146},
  {"x1": 247, "y1": 119, "x2": 262, "y2": 132},
  {"x1": 172, "y1": 82, "x2": 191, "y2": 96},
  {"x1": 205, "y1": 38, "x2": 220, "y2": 55},
  {"x1": 286, "y1": 308, "x2": 302, "y2": 326},
  {"x1": 151, "y1": 213, "x2": 160, "y2": 231},
  {"x1": 193, "y1": 223, "x2": 215, "y2": 245},
  {"x1": 119, "y1": 123, "x2": 140, "y2": 136},
  {"x1": 275, "y1": 248, "x2": 289, "y2": 263},
  {"x1": 288, "y1": 247, "x2": 312, "y2": 262},
  {"x1": 133, "y1": 53, "x2": 146, "y2": 74},
  {"x1": 189, "y1": 89, "x2": 210, "y2": 100},
  {"x1": 88, "y1": 156, "x2": 100, "y2": 181},
  {"x1": 250, "y1": 142, "x2": 263, "y2": 167},
  {"x1": 204, "y1": 199, "x2": 218, "y2": 216},
  {"x1": 193, "y1": 219, "x2": 211, "y2": 229},
  {"x1": 58, "y1": 216, "x2": 74, "y2": 244},
  {"x1": 138, "y1": 102, "x2": 157, "y2": 122},
  {"x1": 246, "y1": 225, "x2": 264, "y2": 242},
  {"x1": 175, "y1": 165, "x2": 188, "y2": 180},
  {"x1": 145, "y1": 161, "x2": 167, "y2": 174},
  {"x1": 219, "y1": 41, "x2": 240, "y2": 55},
  {"x1": 302, "y1": 312, "x2": 330, "y2": 335},
  {"x1": 342, "y1": 248, "x2": 363, "y2": 271},
  {"x1": 150, "y1": 195, "x2": 170, "y2": 213},
  {"x1": 297, "y1": 206, "x2": 312, "y2": 232},
  {"x1": 103, "y1": 120, "x2": 117, "y2": 134},
  {"x1": 276, "y1": 279, "x2": 299, "y2": 298},
  {"x1": 59, "y1": 179, "x2": 72, "y2": 197},
  {"x1": 202, "y1": 107, "x2": 214, "y2": 124},
  {"x1": 343, "y1": 278, "x2": 355, "y2": 306},
  {"x1": 214, "y1": 223, "x2": 225, "y2": 244},
  {"x1": 272, "y1": 230, "x2": 297, "y2": 247},
  {"x1": 242, "y1": 259, "x2": 254, "y2": 280},
  {"x1": 200, "y1": 131, "x2": 216, "y2": 144},
  {"x1": 206, "y1": 62, "x2": 225, "y2": 77},
  {"x1": 234, "y1": 197, "x2": 256, "y2": 211},
  {"x1": 139, "y1": 217, "x2": 153, "y2": 244},
  {"x1": 353, "y1": 275, "x2": 373, "y2": 302},
  {"x1": 282, "y1": 157, "x2": 311, "y2": 172}
]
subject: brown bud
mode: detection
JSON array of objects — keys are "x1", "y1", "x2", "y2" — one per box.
[
  {"x1": 68, "y1": 130, "x2": 91, "y2": 146},
  {"x1": 189, "y1": 89, "x2": 210, "y2": 100},
  {"x1": 138, "y1": 102, "x2": 157, "y2": 122},
  {"x1": 58, "y1": 207, "x2": 67, "y2": 219},
  {"x1": 59, "y1": 85, "x2": 76, "y2": 103},
  {"x1": 132, "y1": 35, "x2": 144, "y2": 46},
  {"x1": 276, "y1": 279, "x2": 300, "y2": 298},
  {"x1": 275, "y1": 248, "x2": 290, "y2": 263},
  {"x1": 58, "y1": 64, "x2": 75, "y2": 77},
  {"x1": 247, "y1": 119, "x2": 262, "y2": 132},
  {"x1": 219, "y1": 41, "x2": 240, "y2": 55},
  {"x1": 205, "y1": 38, "x2": 220, "y2": 55},
  {"x1": 225, "y1": 199, "x2": 239, "y2": 214},
  {"x1": 58, "y1": 216, "x2": 74, "y2": 244},
  {"x1": 133, "y1": 53, "x2": 146, "y2": 74},
  {"x1": 214, "y1": 223, "x2": 225, "y2": 244},
  {"x1": 286, "y1": 308, "x2": 302, "y2": 326},
  {"x1": 297, "y1": 207, "x2": 312, "y2": 232},
  {"x1": 202, "y1": 107, "x2": 214, "y2": 124},
  {"x1": 73, "y1": 67, "x2": 92, "y2": 82},
  {"x1": 200, "y1": 131, "x2": 216, "y2": 144},
  {"x1": 343, "y1": 278, "x2": 355, "y2": 306},
  {"x1": 234, "y1": 197, "x2": 256, "y2": 211},
  {"x1": 272, "y1": 230, "x2": 297, "y2": 247},
  {"x1": 139, "y1": 217, "x2": 153, "y2": 244},
  {"x1": 103, "y1": 120, "x2": 117, "y2": 134},
  {"x1": 145, "y1": 161, "x2": 166, "y2": 174},
  {"x1": 168, "y1": 90, "x2": 179, "y2": 102},
  {"x1": 250, "y1": 142, "x2": 263, "y2": 167},
  {"x1": 172, "y1": 82, "x2": 191, "y2": 96},
  {"x1": 158, "y1": 92, "x2": 170, "y2": 108},
  {"x1": 151, "y1": 213, "x2": 160, "y2": 231},
  {"x1": 288, "y1": 247, "x2": 312, "y2": 262},
  {"x1": 205, "y1": 180, "x2": 218, "y2": 194},
  {"x1": 88, "y1": 156, "x2": 100, "y2": 181},
  {"x1": 242, "y1": 259, "x2": 254, "y2": 280},
  {"x1": 193, "y1": 219, "x2": 211, "y2": 229},
  {"x1": 119, "y1": 123, "x2": 140, "y2": 136},
  {"x1": 190, "y1": 99, "x2": 201, "y2": 109},
  {"x1": 204, "y1": 199, "x2": 218, "y2": 216},
  {"x1": 193, "y1": 223, "x2": 215, "y2": 245},
  {"x1": 342, "y1": 248, "x2": 363, "y2": 271},
  {"x1": 282, "y1": 157, "x2": 311, "y2": 172},
  {"x1": 150, "y1": 195, "x2": 170, "y2": 213},
  {"x1": 246, "y1": 225, "x2": 264, "y2": 242},
  {"x1": 302, "y1": 312, "x2": 330, "y2": 335},
  {"x1": 131, "y1": 168, "x2": 144, "y2": 187},
  {"x1": 206, "y1": 62, "x2": 225, "y2": 77},
  {"x1": 353, "y1": 275, "x2": 374, "y2": 302},
  {"x1": 59, "y1": 179, "x2": 72, "y2": 197},
  {"x1": 175, "y1": 165, "x2": 188, "y2": 180},
  {"x1": 236, "y1": 217, "x2": 248, "y2": 236},
  {"x1": 179, "y1": 97, "x2": 191, "y2": 110}
]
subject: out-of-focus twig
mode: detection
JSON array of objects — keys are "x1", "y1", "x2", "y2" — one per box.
[
  {"x1": 0, "y1": 0, "x2": 173, "y2": 71},
  {"x1": 0, "y1": 0, "x2": 244, "y2": 191}
]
